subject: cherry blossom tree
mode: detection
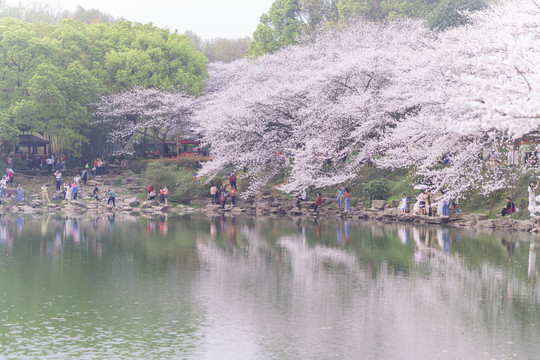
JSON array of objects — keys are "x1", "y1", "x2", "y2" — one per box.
[
  {"x1": 197, "y1": 0, "x2": 540, "y2": 198},
  {"x1": 94, "y1": 87, "x2": 194, "y2": 156}
]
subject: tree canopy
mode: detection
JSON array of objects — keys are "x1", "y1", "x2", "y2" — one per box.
[
  {"x1": 0, "y1": 17, "x2": 207, "y2": 156},
  {"x1": 197, "y1": 0, "x2": 540, "y2": 198},
  {"x1": 247, "y1": 0, "x2": 486, "y2": 56}
]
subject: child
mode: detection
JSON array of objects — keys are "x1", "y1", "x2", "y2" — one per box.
[{"x1": 17, "y1": 184, "x2": 23, "y2": 202}]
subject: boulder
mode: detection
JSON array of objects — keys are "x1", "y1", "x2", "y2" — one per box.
[
  {"x1": 160, "y1": 205, "x2": 171, "y2": 213},
  {"x1": 103, "y1": 179, "x2": 114, "y2": 186},
  {"x1": 29, "y1": 200, "x2": 42, "y2": 208},
  {"x1": 514, "y1": 221, "x2": 533, "y2": 232},
  {"x1": 280, "y1": 204, "x2": 294, "y2": 212},
  {"x1": 493, "y1": 219, "x2": 515, "y2": 229},
  {"x1": 52, "y1": 191, "x2": 64, "y2": 201},
  {"x1": 476, "y1": 219, "x2": 495, "y2": 228},
  {"x1": 424, "y1": 216, "x2": 449, "y2": 224},
  {"x1": 142, "y1": 200, "x2": 158, "y2": 208},
  {"x1": 191, "y1": 199, "x2": 209, "y2": 206},
  {"x1": 468, "y1": 213, "x2": 487, "y2": 221},
  {"x1": 288, "y1": 210, "x2": 303, "y2": 217},
  {"x1": 205, "y1": 204, "x2": 221, "y2": 212},
  {"x1": 71, "y1": 201, "x2": 87, "y2": 208},
  {"x1": 371, "y1": 200, "x2": 386, "y2": 210}
]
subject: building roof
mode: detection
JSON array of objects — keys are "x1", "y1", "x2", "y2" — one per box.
[{"x1": 19, "y1": 134, "x2": 49, "y2": 146}]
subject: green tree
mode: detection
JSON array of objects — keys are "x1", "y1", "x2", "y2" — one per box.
[
  {"x1": 204, "y1": 37, "x2": 250, "y2": 63},
  {"x1": 426, "y1": 0, "x2": 486, "y2": 31},
  {"x1": 247, "y1": 0, "x2": 302, "y2": 57},
  {"x1": 0, "y1": 17, "x2": 207, "y2": 158}
]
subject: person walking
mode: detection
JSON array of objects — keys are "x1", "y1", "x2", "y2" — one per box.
[
  {"x1": 418, "y1": 191, "x2": 426, "y2": 215},
  {"x1": 219, "y1": 186, "x2": 227, "y2": 209},
  {"x1": 82, "y1": 169, "x2": 88, "y2": 186},
  {"x1": 441, "y1": 190, "x2": 451, "y2": 217},
  {"x1": 6, "y1": 168, "x2": 14, "y2": 183},
  {"x1": 17, "y1": 184, "x2": 23, "y2": 202},
  {"x1": 425, "y1": 189, "x2": 433, "y2": 216},
  {"x1": 210, "y1": 185, "x2": 218, "y2": 204},
  {"x1": 229, "y1": 173, "x2": 237, "y2": 190},
  {"x1": 529, "y1": 181, "x2": 539, "y2": 216},
  {"x1": 343, "y1": 188, "x2": 351, "y2": 212},
  {"x1": 147, "y1": 185, "x2": 153, "y2": 200},
  {"x1": 337, "y1": 187, "x2": 344, "y2": 208},
  {"x1": 46, "y1": 156, "x2": 54, "y2": 174},
  {"x1": 315, "y1": 193, "x2": 322, "y2": 213},
  {"x1": 65, "y1": 183, "x2": 72, "y2": 202},
  {"x1": 41, "y1": 184, "x2": 50, "y2": 204},
  {"x1": 93, "y1": 185, "x2": 100, "y2": 201},
  {"x1": 163, "y1": 186, "x2": 169, "y2": 205},
  {"x1": 230, "y1": 187, "x2": 237, "y2": 207},
  {"x1": 159, "y1": 187, "x2": 165, "y2": 204},
  {"x1": 0, "y1": 176, "x2": 7, "y2": 198},
  {"x1": 54, "y1": 170, "x2": 62, "y2": 191},
  {"x1": 107, "y1": 189, "x2": 116, "y2": 207},
  {"x1": 72, "y1": 183, "x2": 79, "y2": 200}
]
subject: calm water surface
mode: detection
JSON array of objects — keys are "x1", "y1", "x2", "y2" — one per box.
[{"x1": 0, "y1": 215, "x2": 538, "y2": 359}]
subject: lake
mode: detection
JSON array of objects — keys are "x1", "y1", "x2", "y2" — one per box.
[{"x1": 0, "y1": 214, "x2": 538, "y2": 359}]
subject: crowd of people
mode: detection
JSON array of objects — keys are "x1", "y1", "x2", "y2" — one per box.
[
  {"x1": 2, "y1": 154, "x2": 117, "y2": 207},
  {"x1": 208, "y1": 174, "x2": 239, "y2": 209},
  {"x1": 146, "y1": 185, "x2": 169, "y2": 205}
]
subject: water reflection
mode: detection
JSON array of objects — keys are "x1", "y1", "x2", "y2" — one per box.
[{"x1": 0, "y1": 215, "x2": 540, "y2": 359}]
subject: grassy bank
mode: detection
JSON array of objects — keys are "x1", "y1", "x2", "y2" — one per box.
[{"x1": 132, "y1": 158, "x2": 534, "y2": 218}]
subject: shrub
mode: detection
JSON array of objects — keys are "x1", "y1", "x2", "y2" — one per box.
[
  {"x1": 362, "y1": 178, "x2": 390, "y2": 208},
  {"x1": 143, "y1": 161, "x2": 208, "y2": 204}
]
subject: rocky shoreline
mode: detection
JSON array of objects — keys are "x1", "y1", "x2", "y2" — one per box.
[
  {"x1": 4, "y1": 173, "x2": 539, "y2": 234},
  {"x1": 1, "y1": 171, "x2": 198, "y2": 219},
  {"x1": 201, "y1": 192, "x2": 540, "y2": 234}
]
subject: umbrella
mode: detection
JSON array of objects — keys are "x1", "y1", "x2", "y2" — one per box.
[{"x1": 414, "y1": 184, "x2": 430, "y2": 190}]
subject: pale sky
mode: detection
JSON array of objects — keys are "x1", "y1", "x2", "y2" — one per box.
[{"x1": 6, "y1": 0, "x2": 275, "y2": 39}]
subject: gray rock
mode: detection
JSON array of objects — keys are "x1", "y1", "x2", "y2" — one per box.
[
  {"x1": 468, "y1": 213, "x2": 487, "y2": 221},
  {"x1": 142, "y1": 200, "x2": 158, "y2": 208},
  {"x1": 371, "y1": 200, "x2": 386, "y2": 210},
  {"x1": 71, "y1": 201, "x2": 87, "y2": 208},
  {"x1": 52, "y1": 191, "x2": 64, "y2": 201},
  {"x1": 288, "y1": 210, "x2": 302, "y2": 217},
  {"x1": 476, "y1": 219, "x2": 495, "y2": 228},
  {"x1": 29, "y1": 200, "x2": 42, "y2": 208}
]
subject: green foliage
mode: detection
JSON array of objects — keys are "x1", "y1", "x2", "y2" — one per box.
[
  {"x1": 361, "y1": 178, "x2": 390, "y2": 207},
  {"x1": 204, "y1": 37, "x2": 251, "y2": 63},
  {"x1": 0, "y1": 17, "x2": 207, "y2": 157},
  {"x1": 427, "y1": 0, "x2": 486, "y2": 31},
  {"x1": 143, "y1": 161, "x2": 208, "y2": 204},
  {"x1": 247, "y1": 0, "x2": 302, "y2": 57},
  {"x1": 251, "y1": 0, "x2": 488, "y2": 56}
]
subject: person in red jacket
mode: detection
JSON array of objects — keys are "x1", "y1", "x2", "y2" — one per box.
[
  {"x1": 229, "y1": 173, "x2": 237, "y2": 190},
  {"x1": 315, "y1": 193, "x2": 322, "y2": 213}
]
